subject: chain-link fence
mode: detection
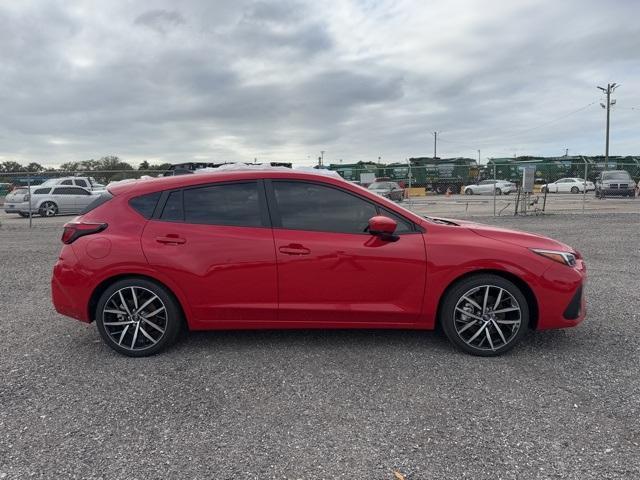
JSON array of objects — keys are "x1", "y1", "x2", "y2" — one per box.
[{"x1": 0, "y1": 162, "x2": 638, "y2": 228}]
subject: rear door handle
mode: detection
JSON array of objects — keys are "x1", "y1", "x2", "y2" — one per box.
[
  {"x1": 156, "y1": 235, "x2": 186, "y2": 245},
  {"x1": 278, "y1": 243, "x2": 311, "y2": 255}
]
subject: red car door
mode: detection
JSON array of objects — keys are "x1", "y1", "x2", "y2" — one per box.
[
  {"x1": 140, "y1": 181, "x2": 278, "y2": 326},
  {"x1": 267, "y1": 180, "x2": 426, "y2": 326}
]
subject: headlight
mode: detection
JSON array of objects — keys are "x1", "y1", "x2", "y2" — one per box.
[{"x1": 531, "y1": 248, "x2": 577, "y2": 266}]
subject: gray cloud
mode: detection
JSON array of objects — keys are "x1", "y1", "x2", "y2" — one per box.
[{"x1": 0, "y1": 0, "x2": 639, "y2": 166}]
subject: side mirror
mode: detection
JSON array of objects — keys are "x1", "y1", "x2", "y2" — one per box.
[{"x1": 368, "y1": 216, "x2": 398, "y2": 241}]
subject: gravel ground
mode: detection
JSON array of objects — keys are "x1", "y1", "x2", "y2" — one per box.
[{"x1": 0, "y1": 213, "x2": 639, "y2": 480}]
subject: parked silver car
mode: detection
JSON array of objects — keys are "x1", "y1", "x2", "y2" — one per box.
[
  {"x1": 463, "y1": 179, "x2": 516, "y2": 195},
  {"x1": 595, "y1": 170, "x2": 636, "y2": 198},
  {"x1": 39, "y1": 176, "x2": 106, "y2": 191},
  {"x1": 3, "y1": 186, "x2": 32, "y2": 217},
  {"x1": 13, "y1": 185, "x2": 98, "y2": 217}
]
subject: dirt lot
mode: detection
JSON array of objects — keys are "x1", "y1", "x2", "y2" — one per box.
[{"x1": 0, "y1": 213, "x2": 639, "y2": 479}]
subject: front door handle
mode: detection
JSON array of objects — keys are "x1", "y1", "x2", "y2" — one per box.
[
  {"x1": 278, "y1": 243, "x2": 311, "y2": 255},
  {"x1": 156, "y1": 235, "x2": 186, "y2": 245}
]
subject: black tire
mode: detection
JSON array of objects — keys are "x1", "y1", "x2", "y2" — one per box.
[
  {"x1": 571, "y1": 186, "x2": 579, "y2": 194},
  {"x1": 440, "y1": 274, "x2": 530, "y2": 356},
  {"x1": 18, "y1": 212, "x2": 29, "y2": 218},
  {"x1": 495, "y1": 188, "x2": 502, "y2": 195},
  {"x1": 95, "y1": 278, "x2": 183, "y2": 357},
  {"x1": 39, "y1": 201, "x2": 58, "y2": 217},
  {"x1": 465, "y1": 188, "x2": 473, "y2": 195},
  {"x1": 435, "y1": 185, "x2": 445, "y2": 194}
]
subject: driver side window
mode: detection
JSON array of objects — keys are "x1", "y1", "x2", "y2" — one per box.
[{"x1": 272, "y1": 181, "x2": 377, "y2": 234}]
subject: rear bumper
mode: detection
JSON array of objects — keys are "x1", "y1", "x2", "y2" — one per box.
[{"x1": 51, "y1": 246, "x2": 92, "y2": 322}]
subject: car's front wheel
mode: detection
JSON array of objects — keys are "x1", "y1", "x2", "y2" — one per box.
[
  {"x1": 95, "y1": 278, "x2": 183, "y2": 357},
  {"x1": 495, "y1": 188, "x2": 502, "y2": 195},
  {"x1": 39, "y1": 201, "x2": 58, "y2": 217},
  {"x1": 465, "y1": 188, "x2": 473, "y2": 195},
  {"x1": 440, "y1": 274, "x2": 529, "y2": 356},
  {"x1": 571, "y1": 186, "x2": 579, "y2": 194}
]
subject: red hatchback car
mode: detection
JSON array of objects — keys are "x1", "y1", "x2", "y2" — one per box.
[{"x1": 51, "y1": 169, "x2": 586, "y2": 357}]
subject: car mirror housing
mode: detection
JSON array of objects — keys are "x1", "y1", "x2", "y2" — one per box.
[{"x1": 368, "y1": 215, "x2": 399, "y2": 241}]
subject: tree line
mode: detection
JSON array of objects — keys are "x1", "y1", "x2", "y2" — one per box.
[{"x1": 0, "y1": 156, "x2": 171, "y2": 173}]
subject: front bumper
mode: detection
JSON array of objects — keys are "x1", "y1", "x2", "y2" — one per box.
[{"x1": 535, "y1": 259, "x2": 587, "y2": 330}]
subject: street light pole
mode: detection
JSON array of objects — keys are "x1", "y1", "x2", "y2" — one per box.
[
  {"x1": 597, "y1": 83, "x2": 619, "y2": 170},
  {"x1": 433, "y1": 132, "x2": 438, "y2": 159}
]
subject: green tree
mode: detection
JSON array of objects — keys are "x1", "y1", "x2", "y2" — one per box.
[
  {"x1": 0, "y1": 161, "x2": 24, "y2": 173},
  {"x1": 138, "y1": 160, "x2": 150, "y2": 170},
  {"x1": 26, "y1": 162, "x2": 44, "y2": 172},
  {"x1": 60, "y1": 162, "x2": 80, "y2": 172}
]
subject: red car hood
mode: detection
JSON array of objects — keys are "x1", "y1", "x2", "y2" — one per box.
[{"x1": 432, "y1": 218, "x2": 574, "y2": 252}]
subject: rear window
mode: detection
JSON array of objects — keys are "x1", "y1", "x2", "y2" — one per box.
[
  {"x1": 129, "y1": 192, "x2": 161, "y2": 219},
  {"x1": 34, "y1": 188, "x2": 51, "y2": 195},
  {"x1": 11, "y1": 188, "x2": 28, "y2": 195},
  {"x1": 80, "y1": 191, "x2": 114, "y2": 215}
]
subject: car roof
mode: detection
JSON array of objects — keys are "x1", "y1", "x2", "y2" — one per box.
[{"x1": 107, "y1": 168, "x2": 427, "y2": 226}]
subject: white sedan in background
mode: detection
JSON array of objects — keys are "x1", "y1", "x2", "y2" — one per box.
[
  {"x1": 540, "y1": 178, "x2": 595, "y2": 194},
  {"x1": 463, "y1": 179, "x2": 516, "y2": 195}
]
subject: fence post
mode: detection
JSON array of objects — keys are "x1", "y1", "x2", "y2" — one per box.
[
  {"x1": 493, "y1": 164, "x2": 497, "y2": 216},
  {"x1": 583, "y1": 159, "x2": 587, "y2": 214},
  {"x1": 27, "y1": 172, "x2": 32, "y2": 229}
]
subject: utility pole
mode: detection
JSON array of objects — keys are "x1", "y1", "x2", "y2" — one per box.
[
  {"x1": 319, "y1": 150, "x2": 325, "y2": 167},
  {"x1": 477, "y1": 149, "x2": 481, "y2": 164},
  {"x1": 565, "y1": 148, "x2": 569, "y2": 157},
  {"x1": 432, "y1": 132, "x2": 438, "y2": 159},
  {"x1": 597, "y1": 83, "x2": 619, "y2": 169}
]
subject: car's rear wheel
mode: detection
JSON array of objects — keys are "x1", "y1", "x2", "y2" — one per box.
[
  {"x1": 18, "y1": 212, "x2": 29, "y2": 218},
  {"x1": 95, "y1": 278, "x2": 183, "y2": 357},
  {"x1": 495, "y1": 188, "x2": 502, "y2": 195},
  {"x1": 39, "y1": 201, "x2": 58, "y2": 217},
  {"x1": 440, "y1": 274, "x2": 529, "y2": 356},
  {"x1": 571, "y1": 186, "x2": 579, "y2": 194}
]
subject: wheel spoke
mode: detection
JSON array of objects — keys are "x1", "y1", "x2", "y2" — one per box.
[
  {"x1": 118, "y1": 290, "x2": 132, "y2": 315},
  {"x1": 467, "y1": 322, "x2": 488, "y2": 343},
  {"x1": 118, "y1": 324, "x2": 130, "y2": 345},
  {"x1": 458, "y1": 320, "x2": 478, "y2": 335},
  {"x1": 485, "y1": 328, "x2": 495, "y2": 350},
  {"x1": 493, "y1": 288, "x2": 503, "y2": 310},
  {"x1": 142, "y1": 306, "x2": 166, "y2": 318},
  {"x1": 455, "y1": 307, "x2": 483, "y2": 321},
  {"x1": 461, "y1": 295, "x2": 482, "y2": 311},
  {"x1": 491, "y1": 319, "x2": 508, "y2": 345},
  {"x1": 135, "y1": 294, "x2": 159, "y2": 315},
  {"x1": 482, "y1": 286, "x2": 490, "y2": 314},
  {"x1": 493, "y1": 307, "x2": 519, "y2": 315},
  {"x1": 139, "y1": 326, "x2": 158, "y2": 344},
  {"x1": 131, "y1": 287, "x2": 139, "y2": 310},
  {"x1": 103, "y1": 320, "x2": 135, "y2": 326},
  {"x1": 142, "y1": 318, "x2": 165, "y2": 334},
  {"x1": 130, "y1": 323, "x2": 140, "y2": 349},
  {"x1": 104, "y1": 309, "x2": 127, "y2": 315},
  {"x1": 496, "y1": 319, "x2": 520, "y2": 325}
]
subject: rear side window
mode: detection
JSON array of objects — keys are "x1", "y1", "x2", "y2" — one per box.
[
  {"x1": 81, "y1": 191, "x2": 114, "y2": 215},
  {"x1": 129, "y1": 192, "x2": 161, "y2": 219},
  {"x1": 34, "y1": 188, "x2": 51, "y2": 195},
  {"x1": 75, "y1": 179, "x2": 88, "y2": 188},
  {"x1": 160, "y1": 191, "x2": 183, "y2": 221},
  {"x1": 272, "y1": 181, "x2": 377, "y2": 234},
  {"x1": 61, "y1": 179, "x2": 73, "y2": 185},
  {"x1": 183, "y1": 182, "x2": 262, "y2": 227}
]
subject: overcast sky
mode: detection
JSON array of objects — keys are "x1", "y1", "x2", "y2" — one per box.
[{"x1": 1, "y1": 0, "x2": 639, "y2": 167}]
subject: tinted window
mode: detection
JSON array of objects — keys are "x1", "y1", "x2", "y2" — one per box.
[
  {"x1": 53, "y1": 187, "x2": 89, "y2": 195},
  {"x1": 61, "y1": 179, "x2": 73, "y2": 185},
  {"x1": 603, "y1": 172, "x2": 631, "y2": 180},
  {"x1": 183, "y1": 182, "x2": 262, "y2": 227},
  {"x1": 81, "y1": 191, "x2": 114, "y2": 215},
  {"x1": 75, "y1": 179, "x2": 88, "y2": 187},
  {"x1": 273, "y1": 181, "x2": 377, "y2": 234},
  {"x1": 34, "y1": 188, "x2": 51, "y2": 195},
  {"x1": 379, "y1": 208, "x2": 413, "y2": 234},
  {"x1": 129, "y1": 192, "x2": 161, "y2": 219},
  {"x1": 160, "y1": 191, "x2": 183, "y2": 221}
]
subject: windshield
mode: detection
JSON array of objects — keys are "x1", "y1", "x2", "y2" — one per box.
[{"x1": 602, "y1": 171, "x2": 631, "y2": 180}]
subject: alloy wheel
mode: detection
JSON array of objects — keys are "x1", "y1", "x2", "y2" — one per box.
[
  {"x1": 102, "y1": 286, "x2": 168, "y2": 352},
  {"x1": 41, "y1": 202, "x2": 57, "y2": 217},
  {"x1": 453, "y1": 284, "x2": 522, "y2": 352}
]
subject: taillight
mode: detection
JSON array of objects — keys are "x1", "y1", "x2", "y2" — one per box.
[{"x1": 61, "y1": 222, "x2": 107, "y2": 244}]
